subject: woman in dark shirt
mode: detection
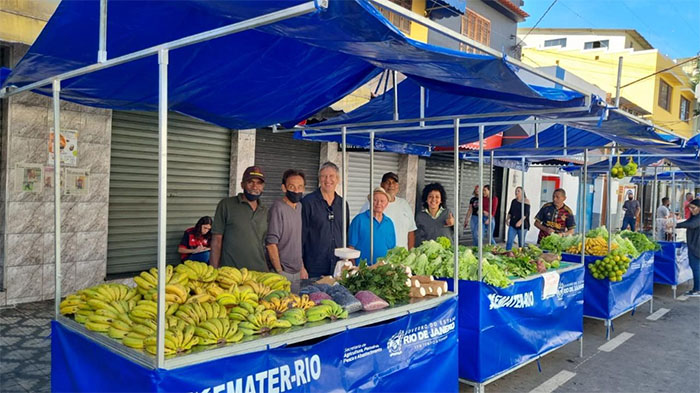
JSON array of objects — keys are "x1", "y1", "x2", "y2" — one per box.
[
  {"x1": 465, "y1": 186, "x2": 480, "y2": 246},
  {"x1": 415, "y1": 183, "x2": 454, "y2": 245},
  {"x1": 178, "y1": 216, "x2": 212, "y2": 263},
  {"x1": 505, "y1": 187, "x2": 530, "y2": 250}
]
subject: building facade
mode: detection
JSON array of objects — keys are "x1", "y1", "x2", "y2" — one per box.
[{"x1": 518, "y1": 28, "x2": 698, "y2": 138}]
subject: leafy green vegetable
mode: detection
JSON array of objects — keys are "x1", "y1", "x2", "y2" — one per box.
[
  {"x1": 540, "y1": 234, "x2": 581, "y2": 253},
  {"x1": 619, "y1": 230, "x2": 660, "y2": 253},
  {"x1": 339, "y1": 261, "x2": 410, "y2": 306},
  {"x1": 587, "y1": 226, "x2": 609, "y2": 239},
  {"x1": 613, "y1": 234, "x2": 640, "y2": 258}
]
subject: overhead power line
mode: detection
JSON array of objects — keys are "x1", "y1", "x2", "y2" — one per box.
[
  {"x1": 519, "y1": 0, "x2": 559, "y2": 43},
  {"x1": 620, "y1": 56, "x2": 699, "y2": 89}
]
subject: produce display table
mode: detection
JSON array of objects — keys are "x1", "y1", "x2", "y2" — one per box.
[
  {"x1": 52, "y1": 296, "x2": 458, "y2": 393},
  {"x1": 654, "y1": 241, "x2": 693, "y2": 298},
  {"x1": 443, "y1": 264, "x2": 584, "y2": 390},
  {"x1": 561, "y1": 251, "x2": 654, "y2": 339}
]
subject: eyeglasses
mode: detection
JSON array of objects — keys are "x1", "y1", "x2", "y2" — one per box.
[{"x1": 327, "y1": 206, "x2": 335, "y2": 221}]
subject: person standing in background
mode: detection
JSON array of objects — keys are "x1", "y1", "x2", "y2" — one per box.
[
  {"x1": 684, "y1": 192, "x2": 694, "y2": 219},
  {"x1": 534, "y1": 188, "x2": 575, "y2": 243},
  {"x1": 482, "y1": 185, "x2": 498, "y2": 245},
  {"x1": 465, "y1": 186, "x2": 480, "y2": 246},
  {"x1": 621, "y1": 191, "x2": 640, "y2": 231},
  {"x1": 676, "y1": 199, "x2": 700, "y2": 296},
  {"x1": 656, "y1": 197, "x2": 672, "y2": 241},
  {"x1": 505, "y1": 187, "x2": 530, "y2": 250}
]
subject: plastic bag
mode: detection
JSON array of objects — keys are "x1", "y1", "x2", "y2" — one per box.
[{"x1": 355, "y1": 290, "x2": 389, "y2": 311}]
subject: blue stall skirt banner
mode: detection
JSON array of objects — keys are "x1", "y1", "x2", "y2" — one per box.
[
  {"x1": 654, "y1": 241, "x2": 693, "y2": 286},
  {"x1": 562, "y1": 251, "x2": 654, "y2": 319},
  {"x1": 443, "y1": 266, "x2": 584, "y2": 383},
  {"x1": 52, "y1": 297, "x2": 458, "y2": 393}
]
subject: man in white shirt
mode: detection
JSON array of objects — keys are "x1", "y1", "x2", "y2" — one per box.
[
  {"x1": 360, "y1": 172, "x2": 417, "y2": 249},
  {"x1": 656, "y1": 197, "x2": 672, "y2": 240}
]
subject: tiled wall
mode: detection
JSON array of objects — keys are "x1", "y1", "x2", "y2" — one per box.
[{"x1": 1, "y1": 91, "x2": 111, "y2": 305}]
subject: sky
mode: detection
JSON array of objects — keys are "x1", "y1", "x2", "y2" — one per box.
[{"x1": 518, "y1": 0, "x2": 700, "y2": 59}]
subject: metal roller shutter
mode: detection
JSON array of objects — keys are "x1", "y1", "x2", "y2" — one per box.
[
  {"x1": 254, "y1": 129, "x2": 320, "y2": 208},
  {"x1": 107, "y1": 111, "x2": 232, "y2": 274},
  {"x1": 347, "y1": 152, "x2": 400, "y2": 218}
]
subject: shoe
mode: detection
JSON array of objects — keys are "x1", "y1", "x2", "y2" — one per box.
[{"x1": 683, "y1": 290, "x2": 700, "y2": 297}]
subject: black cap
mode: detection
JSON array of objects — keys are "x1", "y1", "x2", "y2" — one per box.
[{"x1": 381, "y1": 172, "x2": 399, "y2": 184}]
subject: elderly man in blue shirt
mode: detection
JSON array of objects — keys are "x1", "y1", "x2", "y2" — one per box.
[{"x1": 349, "y1": 187, "x2": 396, "y2": 265}]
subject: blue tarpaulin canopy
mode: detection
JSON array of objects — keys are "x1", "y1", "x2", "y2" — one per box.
[
  {"x1": 2, "y1": 0, "x2": 587, "y2": 131},
  {"x1": 297, "y1": 79, "x2": 591, "y2": 155},
  {"x1": 631, "y1": 171, "x2": 700, "y2": 183}
]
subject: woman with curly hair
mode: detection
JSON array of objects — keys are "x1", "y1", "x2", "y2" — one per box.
[{"x1": 414, "y1": 183, "x2": 454, "y2": 245}]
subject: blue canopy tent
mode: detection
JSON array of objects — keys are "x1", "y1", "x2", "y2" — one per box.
[
  {"x1": 631, "y1": 171, "x2": 700, "y2": 183},
  {"x1": 1, "y1": 0, "x2": 590, "y2": 131}
]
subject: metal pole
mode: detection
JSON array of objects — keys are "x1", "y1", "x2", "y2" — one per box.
[
  {"x1": 419, "y1": 86, "x2": 425, "y2": 127},
  {"x1": 392, "y1": 71, "x2": 399, "y2": 121},
  {"x1": 534, "y1": 118, "x2": 539, "y2": 148},
  {"x1": 521, "y1": 157, "x2": 525, "y2": 248},
  {"x1": 98, "y1": 0, "x2": 108, "y2": 63},
  {"x1": 652, "y1": 166, "x2": 658, "y2": 240},
  {"x1": 370, "y1": 130, "x2": 375, "y2": 264},
  {"x1": 52, "y1": 80, "x2": 62, "y2": 318},
  {"x1": 582, "y1": 149, "x2": 588, "y2": 265},
  {"x1": 342, "y1": 126, "x2": 347, "y2": 248},
  {"x1": 155, "y1": 48, "x2": 169, "y2": 368},
  {"x1": 478, "y1": 125, "x2": 484, "y2": 280},
  {"x1": 614, "y1": 56, "x2": 623, "y2": 108},
  {"x1": 607, "y1": 151, "x2": 613, "y2": 253},
  {"x1": 489, "y1": 151, "x2": 494, "y2": 245},
  {"x1": 639, "y1": 166, "x2": 644, "y2": 233},
  {"x1": 672, "y1": 171, "x2": 676, "y2": 241},
  {"x1": 563, "y1": 124, "x2": 568, "y2": 156},
  {"x1": 453, "y1": 119, "x2": 460, "y2": 294}
]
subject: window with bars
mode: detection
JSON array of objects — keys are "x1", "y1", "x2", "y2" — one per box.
[
  {"x1": 460, "y1": 9, "x2": 491, "y2": 54},
  {"x1": 680, "y1": 96, "x2": 690, "y2": 122},
  {"x1": 658, "y1": 79, "x2": 672, "y2": 111},
  {"x1": 376, "y1": 0, "x2": 412, "y2": 35}
]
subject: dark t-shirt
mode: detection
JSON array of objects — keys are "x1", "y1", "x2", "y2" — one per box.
[
  {"x1": 535, "y1": 203, "x2": 576, "y2": 243},
  {"x1": 623, "y1": 199, "x2": 640, "y2": 218},
  {"x1": 301, "y1": 189, "x2": 349, "y2": 278},
  {"x1": 507, "y1": 199, "x2": 530, "y2": 230},
  {"x1": 469, "y1": 196, "x2": 479, "y2": 217},
  {"x1": 212, "y1": 194, "x2": 269, "y2": 272}
]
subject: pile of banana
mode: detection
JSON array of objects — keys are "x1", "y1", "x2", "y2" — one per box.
[
  {"x1": 565, "y1": 236, "x2": 619, "y2": 256},
  {"x1": 58, "y1": 262, "x2": 349, "y2": 359}
]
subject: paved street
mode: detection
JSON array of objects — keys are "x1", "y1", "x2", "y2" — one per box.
[{"x1": 0, "y1": 283, "x2": 698, "y2": 393}]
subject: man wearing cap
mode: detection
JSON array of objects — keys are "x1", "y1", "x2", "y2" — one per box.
[
  {"x1": 621, "y1": 191, "x2": 640, "y2": 231},
  {"x1": 349, "y1": 187, "x2": 396, "y2": 265},
  {"x1": 210, "y1": 166, "x2": 269, "y2": 271},
  {"x1": 360, "y1": 172, "x2": 417, "y2": 249}
]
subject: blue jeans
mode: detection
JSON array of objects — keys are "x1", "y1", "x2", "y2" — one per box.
[
  {"x1": 506, "y1": 226, "x2": 527, "y2": 250},
  {"x1": 621, "y1": 216, "x2": 636, "y2": 231},
  {"x1": 689, "y1": 252, "x2": 700, "y2": 291},
  {"x1": 485, "y1": 218, "x2": 496, "y2": 245},
  {"x1": 470, "y1": 216, "x2": 480, "y2": 245}
]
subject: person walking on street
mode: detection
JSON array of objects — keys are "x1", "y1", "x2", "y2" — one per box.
[
  {"x1": 349, "y1": 187, "x2": 396, "y2": 265},
  {"x1": 676, "y1": 199, "x2": 700, "y2": 296},
  {"x1": 622, "y1": 191, "x2": 640, "y2": 231},
  {"x1": 266, "y1": 169, "x2": 308, "y2": 292},
  {"x1": 360, "y1": 172, "x2": 417, "y2": 249},
  {"x1": 210, "y1": 166, "x2": 268, "y2": 271},
  {"x1": 466, "y1": 186, "x2": 480, "y2": 246},
  {"x1": 301, "y1": 162, "x2": 349, "y2": 278},
  {"x1": 534, "y1": 188, "x2": 576, "y2": 243},
  {"x1": 416, "y1": 183, "x2": 454, "y2": 245},
  {"x1": 482, "y1": 185, "x2": 498, "y2": 245},
  {"x1": 505, "y1": 186, "x2": 530, "y2": 250}
]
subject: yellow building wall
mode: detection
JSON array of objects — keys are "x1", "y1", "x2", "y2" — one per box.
[
  {"x1": 409, "y1": 0, "x2": 428, "y2": 43},
  {"x1": 0, "y1": 0, "x2": 58, "y2": 44},
  {"x1": 522, "y1": 48, "x2": 695, "y2": 138},
  {"x1": 652, "y1": 53, "x2": 694, "y2": 137}
]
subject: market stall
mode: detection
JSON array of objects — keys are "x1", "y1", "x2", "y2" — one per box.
[{"x1": 653, "y1": 241, "x2": 693, "y2": 298}]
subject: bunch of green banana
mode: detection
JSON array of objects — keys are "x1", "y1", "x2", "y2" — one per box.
[
  {"x1": 195, "y1": 318, "x2": 244, "y2": 345},
  {"x1": 175, "y1": 302, "x2": 227, "y2": 325},
  {"x1": 175, "y1": 260, "x2": 218, "y2": 283},
  {"x1": 228, "y1": 302, "x2": 264, "y2": 322},
  {"x1": 288, "y1": 294, "x2": 315, "y2": 310},
  {"x1": 144, "y1": 324, "x2": 199, "y2": 356},
  {"x1": 320, "y1": 300, "x2": 348, "y2": 320},
  {"x1": 280, "y1": 308, "x2": 307, "y2": 326},
  {"x1": 305, "y1": 304, "x2": 333, "y2": 322},
  {"x1": 133, "y1": 265, "x2": 189, "y2": 295},
  {"x1": 255, "y1": 272, "x2": 292, "y2": 292},
  {"x1": 238, "y1": 310, "x2": 292, "y2": 336},
  {"x1": 216, "y1": 287, "x2": 258, "y2": 309},
  {"x1": 263, "y1": 290, "x2": 290, "y2": 301}
]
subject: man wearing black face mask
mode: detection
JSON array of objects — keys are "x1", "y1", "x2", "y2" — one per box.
[
  {"x1": 266, "y1": 169, "x2": 308, "y2": 289},
  {"x1": 210, "y1": 166, "x2": 269, "y2": 271}
]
